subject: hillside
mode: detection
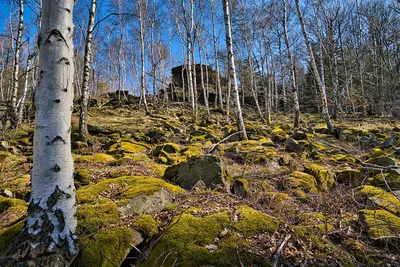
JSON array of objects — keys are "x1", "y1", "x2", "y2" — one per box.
[{"x1": 1, "y1": 104, "x2": 400, "y2": 266}]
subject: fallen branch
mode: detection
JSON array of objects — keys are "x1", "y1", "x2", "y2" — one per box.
[
  {"x1": 272, "y1": 234, "x2": 291, "y2": 267},
  {"x1": 207, "y1": 131, "x2": 244, "y2": 154}
]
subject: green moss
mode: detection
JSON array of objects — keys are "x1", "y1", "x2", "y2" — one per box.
[
  {"x1": 75, "y1": 153, "x2": 115, "y2": 163},
  {"x1": 336, "y1": 169, "x2": 363, "y2": 185},
  {"x1": 283, "y1": 171, "x2": 317, "y2": 198},
  {"x1": 369, "y1": 148, "x2": 387, "y2": 158},
  {"x1": 181, "y1": 144, "x2": 203, "y2": 158},
  {"x1": 74, "y1": 169, "x2": 91, "y2": 188},
  {"x1": 141, "y1": 210, "x2": 270, "y2": 267},
  {"x1": 340, "y1": 239, "x2": 377, "y2": 264},
  {"x1": 0, "y1": 219, "x2": 25, "y2": 256},
  {"x1": 234, "y1": 206, "x2": 280, "y2": 236},
  {"x1": 359, "y1": 209, "x2": 400, "y2": 238},
  {"x1": 304, "y1": 164, "x2": 335, "y2": 191},
  {"x1": 372, "y1": 170, "x2": 400, "y2": 190},
  {"x1": 264, "y1": 192, "x2": 290, "y2": 206},
  {"x1": 77, "y1": 201, "x2": 120, "y2": 234},
  {"x1": 330, "y1": 154, "x2": 356, "y2": 163},
  {"x1": 309, "y1": 142, "x2": 326, "y2": 151},
  {"x1": 231, "y1": 178, "x2": 251, "y2": 198},
  {"x1": 77, "y1": 176, "x2": 184, "y2": 204},
  {"x1": 357, "y1": 185, "x2": 400, "y2": 215},
  {"x1": 224, "y1": 140, "x2": 278, "y2": 164},
  {"x1": 153, "y1": 143, "x2": 180, "y2": 156},
  {"x1": 108, "y1": 141, "x2": 149, "y2": 154},
  {"x1": 79, "y1": 226, "x2": 137, "y2": 267},
  {"x1": 133, "y1": 214, "x2": 159, "y2": 238},
  {"x1": 2, "y1": 174, "x2": 30, "y2": 198}
]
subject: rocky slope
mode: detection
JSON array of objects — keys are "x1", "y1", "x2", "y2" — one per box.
[{"x1": 1, "y1": 104, "x2": 400, "y2": 266}]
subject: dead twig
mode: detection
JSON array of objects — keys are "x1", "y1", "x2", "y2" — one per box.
[
  {"x1": 272, "y1": 234, "x2": 291, "y2": 267},
  {"x1": 207, "y1": 131, "x2": 244, "y2": 154}
]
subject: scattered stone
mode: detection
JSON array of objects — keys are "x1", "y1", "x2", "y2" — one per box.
[
  {"x1": 336, "y1": 169, "x2": 363, "y2": 185},
  {"x1": 164, "y1": 156, "x2": 231, "y2": 192},
  {"x1": 381, "y1": 136, "x2": 397, "y2": 148},
  {"x1": 285, "y1": 138, "x2": 302, "y2": 153},
  {"x1": 366, "y1": 156, "x2": 397, "y2": 167},
  {"x1": 118, "y1": 188, "x2": 175, "y2": 216},
  {"x1": 291, "y1": 131, "x2": 307, "y2": 140},
  {"x1": 0, "y1": 141, "x2": 8, "y2": 151},
  {"x1": 0, "y1": 189, "x2": 13, "y2": 198},
  {"x1": 304, "y1": 164, "x2": 335, "y2": 191},
  {"x1": 231, "y1": 178, "x2": 251, "y2": 198},
  {"x1": 359, "y1": 209, "x2": 400, "y2": 239}
]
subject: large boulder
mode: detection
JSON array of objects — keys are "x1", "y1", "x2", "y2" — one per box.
[{"x1": 164, "y1": 156, "x2": 232, "y2": 191}]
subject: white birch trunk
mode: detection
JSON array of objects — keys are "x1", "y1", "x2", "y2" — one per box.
[
  {"x1": 223, "y1": 0, "x2": 247, "y2": 140},
  {"x1": 211, "y1": 0, "x2": 223, "y2": 109},
  {"x1": 11, "y1": 0, "x2": 24, "y2": 113},
  {"x1": 2, "y1": 0, "x2": 79, "y2": 264}
]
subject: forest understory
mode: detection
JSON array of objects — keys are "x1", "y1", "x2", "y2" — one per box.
[{"x1": 1, "y1": 102, "x2": 400, "y2": 267}]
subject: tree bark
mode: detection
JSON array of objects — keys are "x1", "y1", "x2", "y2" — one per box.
[
  {"x1": 282, "y1": 0, "x2": 300, "y2": 128},
  {"x1": 295, "y1": 0, "x2": 334, "y2": 133},
  {"x1": 210, "y1": 0, "x2": 223, "y2": 110},
  {"x1": 1, "y1": 0, "x2": 79, "y2": 265},
  {"x1": 138, "y1": 0, "x2": 149, "y2": 112},
  {"x1": 79, "y1": 0, "x2": 97, "y2": 142},
  {"x1": 11, "y1": 0, "x2": 24, "y2": 115},
  {"x1": 223, "y1": 0, "x2": 247, "y2": 140}
]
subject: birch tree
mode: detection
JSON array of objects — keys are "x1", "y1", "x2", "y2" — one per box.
[
  {"x1": 79, "y1": 0, "x2": 97, "y2": 142},
  {"x1": 223, "y1": 0, "x2": 247, "y2": 140},
  {"x1": 1, "y1": 0, "x2": 79, "y2": 264}
]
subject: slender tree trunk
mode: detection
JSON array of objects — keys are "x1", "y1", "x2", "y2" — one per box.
[
  {"x1": 282, "y1": 0, "x2": 300, "y2": 127},
  {"x1": 295, "y1": 0, "x2": 334, "y2": 133},
  {"x1": 138, "y1": 0, "x2": 149, "y2": 112},
  {"x1": 17, "y1": 55, "x2": 32, "y2": 126},
  {"x1": 11, "y1": 0, "x2": 24, "y2": 114},
  {"x1": 223, "y1": 0, "x2": 247, "y2": 140},
  {"x1": 1, "y1": 0, "x2": 78, "y2": 265},
  {"x1": 79, "y1": 0, "x2": 97, "y2": 142},
  {"x1": 211, "y1": 0, "x2": 223, "y2": 110},
  {"x1": 198, "y1": 43, "x2": 210, "y2": 116}
]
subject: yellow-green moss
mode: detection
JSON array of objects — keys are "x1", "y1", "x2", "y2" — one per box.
[
  {"x1": 74, "y1": 169, "x2": 91, "y2": 188},
  {"x1": 369, "y1": 148, "x2": 387, "y2": 158},
  {"x1": 304, "y1": 164, "x2": 335, "y2": 191},
  {"x1": 0, "y1": 219, "x2": 25, "y2": 256},
  {"x1": 330, "y1": 154, "x2": 356, "y2": 163},
  {"x1": 359, "y1": 209, "x2": 400, "y2": 238},
  {"x1": 140, "y1": 210, "x2": 270, "y2": 267},
  {"x1": 231, "y1": 178, "x2": 251, "y2": 198},
  {"x1": 153, "y1": 143, "x2": 180, "y2": 156},
  {"x1": 357, "y1": 185, "x2": 400, "y2": 215},
  {"x1": 234, "y1": 206, "x2": 280, "y2": 236},
  {"x1": 309, "y1": 142, "x2": 326, "y2": 151},
  {"x1": 283, "y1": 171, "x2": 317, "y2": 198},
  {"x1": 2, "y1": 174, "x2": 30, "y2": 198},
  {"x1": 181, "y1": 144, "x2": 203, "y2": 158},
  {"x1": 75, "y1": 153, "x2": 115, "y2": 163},
  {"x1": 133, "y1": 214, "x2": 159, "y2": 238},
  {"x1": 108, "y1": 141, "x2": 149, "y2": 154},
  {"x1": 77, "y1": 201, "x2": 120, "y2": 234},
  {"x1": 336, "y1": 169, "x2": 363, "y2": 185},
  {"x1": 264, "y1": 192, "x2": 290, "y2": 207},
  {"x1": 77, "y1": 176, "x2": 184, "y2": 204},
  {"x1": 372, "y1": 170, "x2": 400, "y2": 190},
  {"x1": 79, "y1": 226, "x2": 137, "y2": 267}
]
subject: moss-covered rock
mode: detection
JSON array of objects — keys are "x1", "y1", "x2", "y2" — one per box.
[
  {"x1": 336, "y1": 169, "x2": 363, "y2": 185},
  {"x1": 357, "y1": 185, "x2": 400, "y2": 215},
  {"x1": 283, "y1": 171, "x2": 317, "y2": 198},
  {"x1": 359, "y1": 209, "x2": 400, "y2": 239},
  {"x1": 164, "y1": 156, "x2": 232, "y2": 192},
  {"x1": 366, "y1": 156, "x2": 397, "y2": 167},
  {"x1": 304, "y1": 164, "x2": 335, "y2": 191},
  {"x1": 77, "y1": 201, "x2": 120, "y2": 234},
  {"x1": 371, "y1": 169, "x2": 400, "y2": 190},
  {"x1": 133, "y1": 214, "x2": 159, "y2": 238},
  {"x1": 0, "y1": 196, "x2": 27, "y2": 229},
  {"x1": 140, "y1": 207, "x2": 275, "y2": 267},
  {"x1": 234, "y1": 205, "x2": 280, "y2": 235},
  {"x1": 79, "y1": 226, "x2": 141, "y2": 267},
  {"x1": 231, "y1": 178, "x2": 251, "y2": 198},
  {"x1": 153, "y1": 143, "x2": 180, "y2": 156},
  {"x1": 74, "y1": 169, "x2": 91, "y2": 188},
  {"x1": 77, "y1": 176, "x2": 184, "y2": 204},
  {"x1": 0, "y1": 219, "x2": 25, "y2": 256},
  {"x1": 181, "y1": 144, "x2": 203, "y2": 158},
  {"x1": 108, "y1": 141, "x2": 149, "y2": 154},
  {"x1": 330, "y1": 153, "x2": 356, "y2": 164},
  {"x1": 75, "y1": 153, "x2": 115, "y2": 163},
  {"x1": 224, "y1": 140, "x2": 278, "y2": 164}
]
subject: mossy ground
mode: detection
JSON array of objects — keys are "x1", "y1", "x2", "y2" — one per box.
[{"x1": 1, "y1": 105, "x2": 400, "y2": 266}]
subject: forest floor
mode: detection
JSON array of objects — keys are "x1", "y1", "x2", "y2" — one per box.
[{"x1": 1, "y1": 103, "x2": 400, "y2": 267}]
